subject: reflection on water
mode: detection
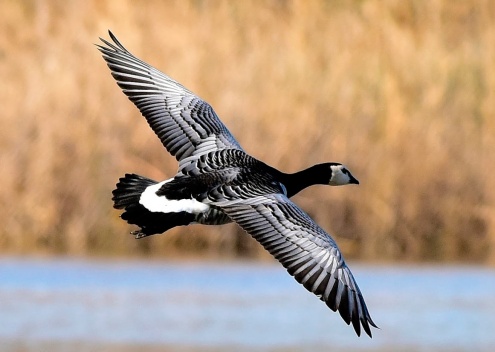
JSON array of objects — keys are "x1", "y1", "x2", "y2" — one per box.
[{"x1": 0, "y1": 257, "x2": 494, "y2": 352}]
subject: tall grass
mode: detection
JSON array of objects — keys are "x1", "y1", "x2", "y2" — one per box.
[{"x1": 1, "y1": 0, "x2": 494, "y2": 262}]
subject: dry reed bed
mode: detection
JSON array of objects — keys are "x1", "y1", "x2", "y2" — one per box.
[{"x1": 1, "y1": 0, "x2": 494, "y2": 262}]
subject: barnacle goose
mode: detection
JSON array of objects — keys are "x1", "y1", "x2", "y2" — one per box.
[{"x1": 97, "y1": 31, "x2": 377, "y2": 337}]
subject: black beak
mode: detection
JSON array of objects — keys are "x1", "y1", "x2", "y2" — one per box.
[{"x1": 349, "y1": 175, "x2": 360, "y2": 185}]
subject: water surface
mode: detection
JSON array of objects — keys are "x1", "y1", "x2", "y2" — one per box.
[{"x1": 0, "y1": 257, "x2": 493, "y2": 351}]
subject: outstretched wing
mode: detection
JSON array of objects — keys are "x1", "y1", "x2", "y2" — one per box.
[
  {"x1": 97, "y1": 31, "x2": 243, "y2": 170},
  {"x1": 217, "y1": 194, "x2": 377, "y2": 337}
]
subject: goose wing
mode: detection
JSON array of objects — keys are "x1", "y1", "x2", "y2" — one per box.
[
  {"x1": 97, "y1": 31, "x2": 243, "y2": 170},
  {"x1": 217, "y1": 193, "x2": 377, "y2": 337}
]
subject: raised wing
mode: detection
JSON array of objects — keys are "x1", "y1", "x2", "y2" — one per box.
[
  {"x1": 218, "y1": 194, "x2": 377, "y2": 337},
  {"x1": 97, "y1": 31, "x2": 243, "y2": 169}
]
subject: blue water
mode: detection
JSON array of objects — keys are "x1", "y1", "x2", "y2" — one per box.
[{"x1": 0, "y1": 257, "x2": 494, "y2": 352}]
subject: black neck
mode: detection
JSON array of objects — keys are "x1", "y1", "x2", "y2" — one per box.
[{"x1": 274, "y1": 164, "x2": 331, "y2": 198}]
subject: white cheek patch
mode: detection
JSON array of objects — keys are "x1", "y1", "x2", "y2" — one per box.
[
  {"x1": 139, "y1": 178, "x2": 210, "y2": 214},
  {"x1": 335, "y1": 172, "x2": 351, "y2": 185},
  {"x1": 329, "y1": 165, "x2": 351, "y2": 185}
]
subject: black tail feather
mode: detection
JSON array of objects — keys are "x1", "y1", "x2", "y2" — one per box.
[
  {"x1": 112, "y1": 173, "x2": 157, "y2": 209},
  {"x1": 112, "y1": 174, "x2": 195, "y2": 238}
]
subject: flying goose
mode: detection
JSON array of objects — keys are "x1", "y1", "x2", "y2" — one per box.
[{"x1": 97, "y1": 31, "x2": 377, "y2": 337}]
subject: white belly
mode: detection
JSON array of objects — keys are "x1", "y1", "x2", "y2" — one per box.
[{"x1": 139, "y1": 178, "x2": 210, "y2": 214}]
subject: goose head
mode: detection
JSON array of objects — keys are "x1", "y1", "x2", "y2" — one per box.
[{"x1": 328, "y1": 163, "x2": 359, "y2": 186}]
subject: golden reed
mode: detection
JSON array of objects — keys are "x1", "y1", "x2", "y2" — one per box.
[{"x1": 1, "y1": 0, "x2": 494, "y2": 262}]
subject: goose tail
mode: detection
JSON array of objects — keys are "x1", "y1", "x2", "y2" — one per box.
[
  {"x1": 112, "y1": 174, "x2": 194, "y2": 238},
  {"x1": 112, "y1": 173, "x2": 157, "y2": 210}
]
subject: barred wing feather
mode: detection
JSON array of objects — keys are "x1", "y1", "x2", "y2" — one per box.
[
  {"x1": 97, "y1": 31, "x2": 243, "y2": 169},
  {"x1": 219, "y1": 194, "x2": 377, "y2": 337}
]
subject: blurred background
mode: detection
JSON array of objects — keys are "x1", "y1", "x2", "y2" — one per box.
[{"x1": 1, "y1": 0, "x2": 494, "y2": 351}]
